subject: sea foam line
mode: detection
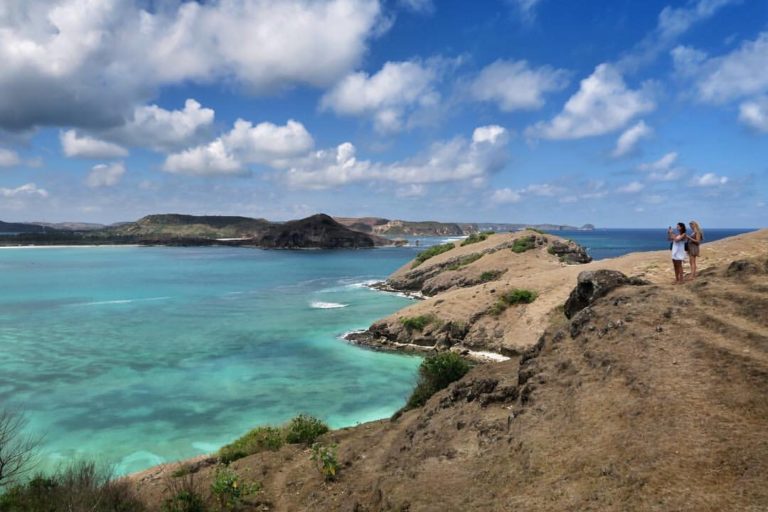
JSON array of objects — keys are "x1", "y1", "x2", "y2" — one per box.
[
  {"x1": 310, "y1": 301, "x2": 348, "y2": 309},
  {"x1": 71, "y1": 296, "x2": 172, "y2": 307}
]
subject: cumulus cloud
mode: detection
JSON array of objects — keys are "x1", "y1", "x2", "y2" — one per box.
[
  {"x1": 398, "y1": 0, "x2": 434, "y2": 13},
  {"x1": 0, "y1": 0, "x2": 383, "y2": 130},
  {"x1": 638, "y1": 152, "x2": 684, "y2": 181},
  {"x1": 526, "y1": 64, "x2": 654, "y2": 140},
  {"x1": 612, "y1": 120, "x2": 652, "y2": 158},
  {"x1": 617, "y1": 181, "x2": 645, "y2": 193},
  {"x1": 284, "y1": 125, "x2": 510, "y2": 188},
  {"x1": 469, "y1": 59, "x2": 568, "y2": 112},
  {"x1": 691, "y1": 173, "x2": 729, "y2": 187},
  {"x1": 321, "y1": 60, "x2": 441, "y2": 132},
  {"x1": 86, "y1": 162, "x2": 126, "y2": 188},
  {"x1": 739, "y1": 96, "x2": 768, "y2": 132},
  {"x1": 0, "y1": 148, "x2": 21, "y2": 167},
  {"x1": 491, "y1": 188, "x2": 522, "y2": 204},
  {"x1": 673, "y1": 32, "x2": 768, "y2": 104},
  {"x1": 508, "y1": 0, "x2": 544, "y2": 22},
  {"x1": 163, "y1": 119, "x2": 314, "y2": 175},
  {"x1": 60, "y1": 131, "x2": 129, "y2": 159},
  {"x1": 105, "y1": 99, "x2": 215, "y2": 152},
  {"x1": 0, "y1": 182, "x2": 48, "y2": 198}
]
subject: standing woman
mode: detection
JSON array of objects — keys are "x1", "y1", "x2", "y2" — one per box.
[
  {"x1": 687, "y1": 220, "x2": 704, "y2": 279},
  {"x1": 668, "y1": 222, "x2": 687, "y2": 284}
]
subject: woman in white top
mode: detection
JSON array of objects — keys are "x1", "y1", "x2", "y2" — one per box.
[{"x1": 667, "y1": 222, "x2": 687, "y2": 284}]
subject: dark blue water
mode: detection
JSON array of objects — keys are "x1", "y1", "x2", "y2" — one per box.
[{"x1": 545, "y1": 228, "x2": 756, "y2": 260}]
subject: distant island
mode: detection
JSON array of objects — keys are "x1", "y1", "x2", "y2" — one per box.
[{"x1": 0, "y1": 214, "x2": 595, "y2": 249}]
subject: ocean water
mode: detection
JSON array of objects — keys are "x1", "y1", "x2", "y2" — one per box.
[
  {"x1": 0, "y1": 246, "x2": 423, "y2": 475},
  {"x1": 0, "y1": 228, "x2": 755, "y2": 475}
]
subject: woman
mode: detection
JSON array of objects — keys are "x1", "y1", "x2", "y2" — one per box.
[
  {"x1": 667, "y1": 222, "x2": 687, "y2": 284},
  {"x1": 686, "y1": 220, "x2": 704, "y2": 279}
]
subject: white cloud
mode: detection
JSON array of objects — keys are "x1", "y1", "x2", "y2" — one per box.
[
  {"x1": 0, "y1": 0, "x2": 383, "y2": 130},
  {"x1": 673, "y1": 32, "x2": 768, "y2": 104},
  {"x1": 617, "y1": 181, "x2": 645, "y2": 193},
  {"x1": 691, "y1": 173, "x2": 729, "y2": 187},
  {"x1": 396, "y1": 184, "x2": 427, "y2": 198},
  {"x1": 0, "y1": 148, "x2": 21, "y2": 167},
  {"x1": 60, "y1": 131, "x2": 129, "y2": 159},
  {"x1": 0, "y1": 182, "x2": 48, "y2": 198},
  {"x1": 469, "y1": 59, "x2": 568, "y2": 112},
  {"x1": 739, "y1": 96, "x2": 768, "y2": 132},
  {"x1": 491, "y1": 188, "x2": 522, "y2": 204},
  {"x1": 398, "y1": 0, "x2": 433, "y2": 13},
  {"x1": 285, "y1": 125, "x2": 510, "y2": 188},
  {"x1": 163, "y1": 119, "x2": 314, "y2": 176},
  {"x1": 638, "y1": 151, "x2": 684, "y2": 181},
  {"x1": 86, "y1": 162, "x2": 126, "y2": 188},
  {"x1": 106, "y1": 99, "x2": 215, "y2": 152},
  {"x1": 321, "y1": 60, "x2": 440, "y2": 132},
  {"x1": 508, "y1": 0, "x2": 544, "y2": 22},
  {"x1": 612, "y1": 120, "x2": 652, "y2": 158},
  {"x1": 526, "y1": 64, "x2": 654, "y2": 140}
]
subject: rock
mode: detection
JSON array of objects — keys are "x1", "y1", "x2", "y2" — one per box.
[
  {"x1": 564, "y1": 270, "x2": 631, "y2": 319},
  {"x1": 548, "y1": 240, "x2": 592, "y2": 264}
]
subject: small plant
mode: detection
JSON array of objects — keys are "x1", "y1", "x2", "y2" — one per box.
[
  {"x1": 511, "y1": 236, "x2": 537, "y2": 253},
  {"x1": 411, "y1": 243, "x2": 455, "y2": 268},
  {"x1": 446, "y1": 253, "x2": 483, "y2": 270},
  {"x1": 479, "y1": 270, "x2": 503, "y2": 282},
  {"x1": 460, "y1": 231, "x2": 494, "y2": 246},
  {"x1": 210, "y1": 465, "x2": 259, "y2": 511},
  {"x1": 218, "y1": 426, "x2": 284, "y2": 464},
  {"x1": 547, "y1": 245, "x2": 557, "y2": 255},
  {"x1": 405, "y1": 352, "x2": 470, "y2": 410},
  {"x1": 284, "y1": 415, "x2": 329, "y2": 446},
  {"x1": 490, "y1": 288, "x2": 538, "y2": 316},
  {"x1": 400, "y1": 314, "x2": 436, "y2": 331},
  {"x1": 310, "y1": 443, "x2": 339, "y2": 481},
  {"x1": 163, "y1": 471, "x2": 207, "y2": 512}
]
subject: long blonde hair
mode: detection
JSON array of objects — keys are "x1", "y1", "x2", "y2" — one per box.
[{"x1": 690, "y1": 220, "x2": 703, "y2": 240}]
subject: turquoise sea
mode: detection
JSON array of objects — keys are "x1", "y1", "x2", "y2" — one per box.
[{"x1": 0, "y1": 228, "x2": 756, "y2": 475}]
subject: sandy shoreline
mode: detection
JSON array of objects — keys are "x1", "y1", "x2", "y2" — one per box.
[{"x1": 0, "y1": 244, "x2": 143, "y2": 249}]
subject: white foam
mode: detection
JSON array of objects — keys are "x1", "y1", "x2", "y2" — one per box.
[
  {"x1": 345, "y1": 279, "x2": 380, "y2": 289},
  {"x1": 73, "y1": 296, "x2": 171, "y2": 307},
  {"x1": 310, "y1": 301, "x2": 348, "y2": 309}
]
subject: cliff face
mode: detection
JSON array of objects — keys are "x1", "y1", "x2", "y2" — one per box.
[{"x1": 132, "y1": 230, "x2": 768, "y2": 511}]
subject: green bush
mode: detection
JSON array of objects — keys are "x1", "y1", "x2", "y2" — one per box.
[
  {"x1": 284, "y1": 415, "x2": 329, "y2": 446},
  {"x1": 479, "y1": 270, "x2": 503, "y2": 282},
  {"x1": 210, "y1": 465, "x2": 259, "y2": 511},
  {"x1": 490, "y1": 288, "x2": 538, "y2": 316},
  {"x1": 405, "y1": 352, "x2": 471, "y2": 410},
  {"x1": 162, "y1": 471, "x2": 207, "y2": 512},
  {"x1": 218, "y1": 426, "x2": 284, "y2": 464},
  {"x1": 411, "y1": 243, "x2": 455, "y2": 268},
  {"x1": 511, "y1": 236, "x2": 537, "y2": 253},
  {"x1": 310, "y1": 443, "x2": 339, "y2": 482},
  {"x1": 446, "y1": 253, "x2": 483, "y2": 270},
  {"x1": 0, "y1": 461, "x2": 145, "y2": 512},
  {"x1": 547, "y1": 245, "x2": 557, "y2": 255},
  {"x1": 460, "y1": 231, "x2": 494, "y2": 246},
  {"x1": 400, "y1": 314, "x2": 437, "y2": 331}
]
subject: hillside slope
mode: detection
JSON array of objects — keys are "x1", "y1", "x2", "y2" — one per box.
[{"x1": 132, "y1": 230, "x2": 768, "y2": 511}]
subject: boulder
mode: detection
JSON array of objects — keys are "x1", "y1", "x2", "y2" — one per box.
[{"x1": 564, "y1": 270, "x2": 630, "y2": 319}]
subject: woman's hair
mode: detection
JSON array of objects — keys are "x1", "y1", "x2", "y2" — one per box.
[
  {"x1": 677, "y1": 222, "x2": 686, "y2": 233},
  {"x1": 690, "y1": 220, "x2": 703, "y2": 239}
]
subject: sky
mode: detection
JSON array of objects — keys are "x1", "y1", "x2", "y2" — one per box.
[{"x1": 0, "y1": 0, "x2": 766, "y2": 227}]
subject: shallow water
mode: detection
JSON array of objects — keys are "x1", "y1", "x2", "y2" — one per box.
[{"x1": 0, "y1": 246, "x2": 422, "y2": 474}]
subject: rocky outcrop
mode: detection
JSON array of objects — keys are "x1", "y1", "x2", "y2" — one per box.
[
  {"x1": 255, "y1": 214, "x2": 391, "y2": 248},
  {"x1": 564, "y1": 270, "x2": 633, "y2": 318},
  {"x1": 548, "y1": 239, "x2": 592, "y2": 264}
]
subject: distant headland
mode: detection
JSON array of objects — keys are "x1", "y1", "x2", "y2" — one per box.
[{"x1": 0, "y1": 214, "x2": 595, "y2": 248}]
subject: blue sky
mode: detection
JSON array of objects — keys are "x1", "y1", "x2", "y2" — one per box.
[{"x1": 0, "y1": 0, "x2": 766, "y2": 227}]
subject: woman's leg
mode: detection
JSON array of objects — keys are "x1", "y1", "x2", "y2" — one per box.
[
  {"x1": 673, "y1": 259, "x2": 682, "y2": 283},
  {"x1": 690, "y1": 255, "x2": 697, "y2": 278}
]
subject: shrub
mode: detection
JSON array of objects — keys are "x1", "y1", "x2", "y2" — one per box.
[
  {"x1": 0, "y1": 409, "x2": 40, "y2": 488},
  {"x1": 446, "y1": 253, "x2": 483, "y2": 270},
  {"x1": 284, "y1": 415, "x2": 329, "y2": 446},
  {"x1": 411, "y1": 243, "x2": 455, "y2": 268},
  {"x1": 511, "y1": 236, "x2": 537, "y2": 253},
  {"x1": 490, "y1": 288, "x2": 538, "y2": 316},
  {"x1": 405, "y1": 352, "x2": 470, "y2": 410},
  {"x1": 310, "y1": 443, "x2": 339, "y2": 482},
  {"x1": 218, "y1": 426, "x2": 284, "y2": 464},
  {"x1": 400, "y1": 314, "x2": 436, "y2": 331},
  {"x1": 210, "y1": 465, "x2": 259, "y2": 511},
  {"x1": 163, "y1": 471, "x2": 207, "y2": 512},
  {"x1": 0, "y1": 461, "x2": 145, "y2": 512},
  {"x1": 460, "y1": 231, "x2": 494, "y2": 246},
  {"x1": 479, "y1": 270, "x2": 503, "y2": 282},
  {"x1": 547, "y1": 245, "x2": 557, "y2": 255}
]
